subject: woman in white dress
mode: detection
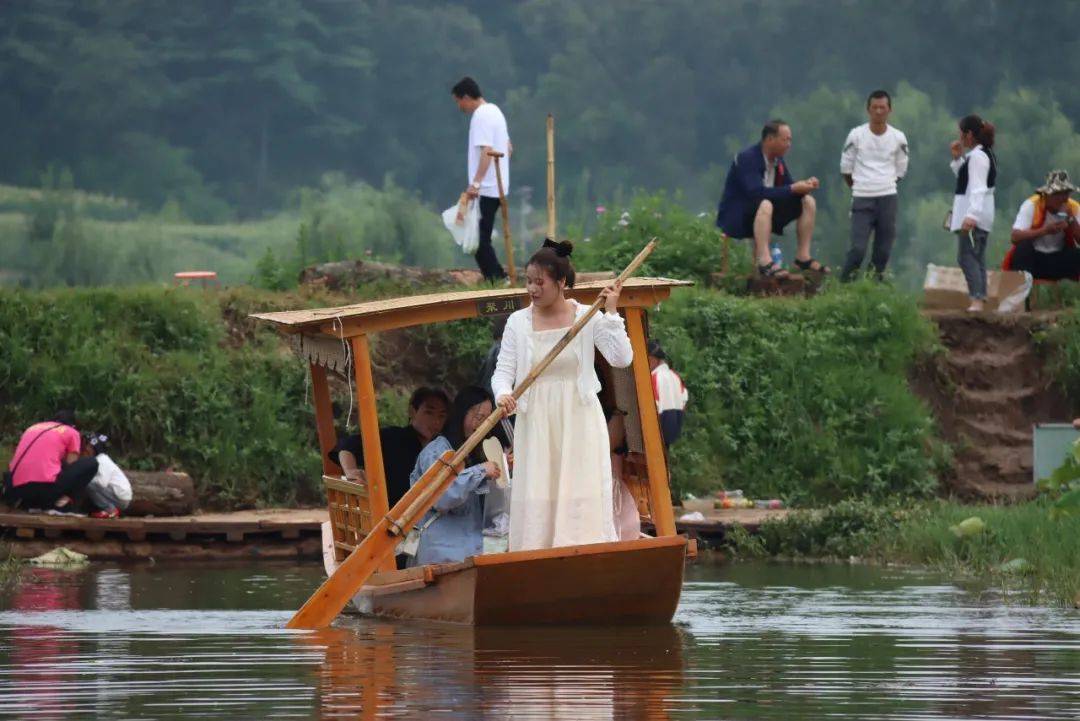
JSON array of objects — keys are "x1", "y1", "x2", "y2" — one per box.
[{"x1": 491, "y1": 239, "x2": 633, "y2": 551}]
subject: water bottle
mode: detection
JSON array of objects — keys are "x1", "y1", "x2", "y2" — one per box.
[{"x1": 770, "y1": 244, "x2": 783, "y2": 268}]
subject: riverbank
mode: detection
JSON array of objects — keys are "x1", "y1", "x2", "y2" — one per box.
[
  {"x1": 0, "y1": 280, "x2": 950, "y2": 508},
  {"x1": 726, "y1": 499, "x2": 1080, "y2": 608},
  {"x1": 0, "y1": 508, "x2": 325, "y2": 562},
  {"x1": 0, "y1": 506, "x2": 789, "y2": 562}
]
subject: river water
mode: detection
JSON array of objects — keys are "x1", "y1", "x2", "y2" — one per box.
[{"x1": 0, "y1": 560, "x2": 1076, "y2": 719}]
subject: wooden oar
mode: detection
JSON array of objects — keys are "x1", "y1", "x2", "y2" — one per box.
[{"x1": 285, "y1": 239, "x2": 658, "y2": 629}]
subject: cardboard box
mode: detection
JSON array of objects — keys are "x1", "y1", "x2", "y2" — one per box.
[{"x1": 922, "y1": 264, "x2": 1030, "y2": 311}]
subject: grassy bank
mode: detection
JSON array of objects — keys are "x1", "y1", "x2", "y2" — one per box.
[
  {"x1": 0, "y1": 279, "x2": 947, "y2": 509},
  {"x1": 0, "y1": 543, "x2": 20, "y2": 587},
  {"x1": 728, "y1": 500, "x2": 1080, "y2": 607},
  {"x1": 571, "y1": 192, "x2": 948, "y2": 502},
  {"x1": 0, "y1": 283, "x2": 499, "y2": 508},
  {"x1": 653, "y1": 282, "x2": 946, "y2": 502}
]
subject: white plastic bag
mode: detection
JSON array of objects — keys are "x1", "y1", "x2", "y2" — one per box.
[
  {"x1": 997, "y1": 271, "x2": 1032, "y2": 314},
  {"x1": 441, "y1": 196, "x2": 479, "y2": 254}
]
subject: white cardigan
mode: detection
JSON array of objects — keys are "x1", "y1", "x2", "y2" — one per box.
[{"x1": 491, "y1": 300, "x2": 633, "y2": 414}]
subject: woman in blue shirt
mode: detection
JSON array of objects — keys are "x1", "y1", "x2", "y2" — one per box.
[{"x1": 407, "y1": 386, "x2": 502, "y2": 566}]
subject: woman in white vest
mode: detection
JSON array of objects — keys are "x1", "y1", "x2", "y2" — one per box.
[{"x1": 949, "y1": 114, "x2": 997, "y2": 312}]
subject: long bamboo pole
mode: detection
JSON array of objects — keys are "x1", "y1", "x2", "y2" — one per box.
[
  {"x1": 285, "y1": 239, "x2": 658, "y2": 629},
  {"x1": 487, "y1": 150, "x2": 517, "y2": 285},
  {"x1": 546, "y1": 114, "x2": 556, "y2": 239}
]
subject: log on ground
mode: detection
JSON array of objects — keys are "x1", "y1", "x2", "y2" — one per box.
[{"x1": 126, "y1": 471, "x2": 196, "y2": 516}]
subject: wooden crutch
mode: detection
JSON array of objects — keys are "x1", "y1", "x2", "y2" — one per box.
[{"x1": 486, "y1": 150, "x2": 518, "y2": 285}]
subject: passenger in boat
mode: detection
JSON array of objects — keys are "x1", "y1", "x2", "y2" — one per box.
[
  {"x1": 407, "y1": 386, "x2": 502, "y2": 566},
  {"x1": 493, "y1": 239, "x2": 633, "y2": 551},
  {"x1": 328, "y1": 387, "x2": 450, "y2": 507},
  {"x1": 597, "y1": 366, "x2": 638, "y2": 541},
  {"x1": 477, "y1": 316, "x2": 507, "y2": 397},
  {"x1": 2, "y1": 410, "x2": 97, "y2": 515},
  {"x1": 648, "y1": 340, "x2": 688, "y2": 446},
  {"x1": 716, "y1": 119, "x2": 829, "y2": 279}
]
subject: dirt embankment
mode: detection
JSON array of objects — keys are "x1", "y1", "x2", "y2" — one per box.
[{"x1": 912, "y1": 311, "x2": 1071, "y2": 501}]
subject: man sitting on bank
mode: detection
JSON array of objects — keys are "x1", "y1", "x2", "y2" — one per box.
[
  {"x1": 1003, "y1": 170, "x2": 1080, "y2": 281},
  {"x1": 328, "y1": 386, "x2": 449, "y2": 507},
  {"x1": 716, "y1": 119, "x2": 829, "y2": 279}
]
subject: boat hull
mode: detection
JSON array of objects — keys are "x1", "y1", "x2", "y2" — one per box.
[{"x1": 322, "y1": 524, "x2": 686, "y2": 625}]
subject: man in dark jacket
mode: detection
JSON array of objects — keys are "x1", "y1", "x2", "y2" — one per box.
[{"x1": 716, "y1": 119, "x2": 829, "y2": 278}]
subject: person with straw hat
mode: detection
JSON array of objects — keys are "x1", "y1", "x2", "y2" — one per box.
[{"x1": 1004, "y1": 170, "x2": 1080, "y2": 280}]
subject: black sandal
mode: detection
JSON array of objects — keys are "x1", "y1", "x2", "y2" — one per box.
[
  {"x1": 757, "y1": 261, "x2": 790, "y2": 279},
  {"x1": 794, "y1": 257, "x2": 830, "y2": 274}
]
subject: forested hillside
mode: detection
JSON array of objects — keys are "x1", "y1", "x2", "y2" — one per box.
[{"x1": 3, "y1": 1, "x2": 1079, "y2": 287}]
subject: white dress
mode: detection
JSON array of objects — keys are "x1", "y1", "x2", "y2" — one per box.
[{"x1": 509, "y1": 327, "x2": 618, "y2": 551}]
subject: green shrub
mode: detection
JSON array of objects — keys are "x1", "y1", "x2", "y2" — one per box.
[
  {"x1": 0, "y1": 286, "x2": 319, "y2": 507},
  {"x1": 0, "y1": 543, "x2": 20, "y2": 587},
  {"x1": 574, "y1": 191, "x2": 746, "y2": 283},
  {"x1": 744, "y1": 499, "x2": 909, "y2": 558},
  {"x1": 1045, "y1": 308, "x2": 1080, "y2": 403},
  {"x1": 292, "y1": 174, "x2": 457, "y2": 271},
  {"x1": 651, "y1": 280, "x2": 945, "y2": 503},
  {"x1": 0, "y1": 275, "x2": 946, "y2": 511}
]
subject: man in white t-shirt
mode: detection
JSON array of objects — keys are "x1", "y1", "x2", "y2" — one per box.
[
  {"x1": 452, "y1": 76, "x2": 511, "y2": 282},
  {"x1": 1005, "y1": 170, "x2": 1080, "y2": 280},
  {"x1": 839, "y1": 90, "x2": 909, "y2": 281}
]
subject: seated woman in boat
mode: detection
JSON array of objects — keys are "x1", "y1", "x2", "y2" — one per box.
[
  {"x1": 407, "y1": 386, "x2": 502, "y2": 566},
  {"x1": 598, "y1": 365, "x2": 640, "y2": 542},
  {"x1": 328, "y1": 386, "x2": 449, "y2": 507},
  {"x1": 492, "y1": 239, "x2": 633, "y2": 551}
]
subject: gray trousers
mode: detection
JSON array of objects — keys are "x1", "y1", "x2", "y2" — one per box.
[
  {"x1": 957, "y1": 228, "x2": 989, "y2": 300},
  {"x1": 87, "y1": 480, "x2": 129, "y2": 511},
  {"x1": 841, "y1": 194, "x2": 898, "y2": 280}
]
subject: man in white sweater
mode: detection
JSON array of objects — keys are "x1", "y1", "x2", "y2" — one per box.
[{"x1": 839, "y1": 90, "x2": 909, "y2": 281}]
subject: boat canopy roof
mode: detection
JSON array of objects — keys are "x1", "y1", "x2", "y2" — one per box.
[{"x1": 251, "y1": 277, "x2": 691, "y2": 337}]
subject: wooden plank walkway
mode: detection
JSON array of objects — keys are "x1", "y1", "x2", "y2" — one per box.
[
  {"x1": 1, "y1": 506, "x2": 787, "y2": 560},
  {"x1": 0, "y1": 508, "x2": 327, "y2": 561},
  {"x1": 651, "y1": 507, "x2": 790, "y2": 543}
]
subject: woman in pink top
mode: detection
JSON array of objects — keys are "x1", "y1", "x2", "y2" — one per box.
[{"x1": 3, "y1": 410, "x2": 99, "y2": 513}]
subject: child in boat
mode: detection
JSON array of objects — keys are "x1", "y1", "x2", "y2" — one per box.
[
  {"x1": 407, "y1": 386, "x2": 502, "y2": 566},
  {"x1": 492, "y1": 239, "x2": 632, "y2": 551}
]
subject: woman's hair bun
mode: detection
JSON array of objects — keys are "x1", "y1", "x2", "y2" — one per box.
[{"x1": 542, "y1": 238, "x2": 574, "y2": 257}]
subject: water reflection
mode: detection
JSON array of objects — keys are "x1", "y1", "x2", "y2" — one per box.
[
  {"x1": 0, "y1": 561, "x2": 1077, "y2": 720},
  {"x1": 305, "y1": 623, "x2": 685, "y2": 720},
  {"x1": 5, "y1": 567, "x2": 85, "y2": 721}
]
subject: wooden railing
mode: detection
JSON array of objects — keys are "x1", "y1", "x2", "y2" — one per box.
[{"x1": 323, "y1": 475, "x2": 372, "y2": 562}]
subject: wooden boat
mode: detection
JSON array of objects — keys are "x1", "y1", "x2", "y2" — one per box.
[{"x1": 253, "y1": 276, "x2": 692, "y2": 625}]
